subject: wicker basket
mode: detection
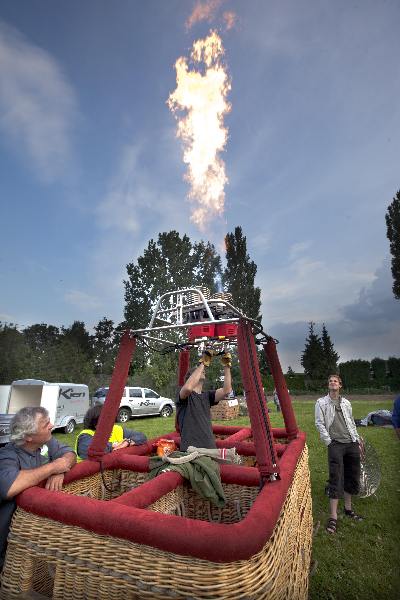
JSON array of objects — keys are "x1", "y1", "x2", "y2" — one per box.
[{"x1": 0, "y1": 442, "x2": 312, "y2": 600}]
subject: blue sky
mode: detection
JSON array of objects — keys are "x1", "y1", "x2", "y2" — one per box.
[{"x1": 0, "y1": 0, "x2": 399, "y2": 371}]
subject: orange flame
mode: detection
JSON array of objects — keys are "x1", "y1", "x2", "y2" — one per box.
[
  {"x1": 186, "y1": 0, "x2": 224, "y2": 30},
  {"x1": 167, "y1": 30, "x2": 231, "y2": 230}
]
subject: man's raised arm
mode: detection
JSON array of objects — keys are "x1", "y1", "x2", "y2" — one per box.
[
  {"x1": 179, "y1": 349, "x2": 215, "y2": 399},
  {"x1": 179, "y1": 364, "x2": 206, "y2": 399},
  {"x1": 215, "y1": 352, "x2": 233, "y2": 402}
]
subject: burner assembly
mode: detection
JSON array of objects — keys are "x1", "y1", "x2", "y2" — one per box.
[{"x1": 133, "y1": 286, "x2": 264, "y2": 352}]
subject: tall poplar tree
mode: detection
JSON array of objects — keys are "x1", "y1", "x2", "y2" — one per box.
[
  {"x1": 386, "y1": 189, "x2": 400, "y2": 299},
  {"x1": 223, "y1": 226, "x2": 261, "y2": 321},
  {"x1": 93, "y1": 318, "x2": 115, "y2": 374}
]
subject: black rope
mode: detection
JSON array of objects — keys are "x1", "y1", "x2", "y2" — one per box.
[
  {"x1": 138, "y1": 337, "x2": 168, "y2": 353},
  {"x1": 255, "y1": 335, "x2": 279, "y2": 345},
  {"x1": 99, "y1": 459, "x2": 113, "y2": 492}
]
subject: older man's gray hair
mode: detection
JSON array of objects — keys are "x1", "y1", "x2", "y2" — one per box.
[{"x1": 10, "y1": 407, "x2": 49, "y2": 446}]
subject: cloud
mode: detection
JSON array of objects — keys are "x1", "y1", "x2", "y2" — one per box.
[
  {"x1": 0, "y1": 21, "x2": 77, "y2": 182},
  {"x1": 264, "y1": 260, "x2": 400, "y2": 370},
  {"x1": 289, "y1": 241, "x2": 312, "y2": 259},
  {"x1": 64, "y1": 290, "x2": 102, "y2": 311},
  {"x1": 96, "y1": 143, "x2": 187, "y2": 235},
  {"x1": 96, "y1": 144, "x2": 144, "y2": 233},
  {"x1": 250, "y1": 232, "x2": 272, "y2": 255},
  {"x1": 91, "y1": 140, "x2": 206, "y2": 324},
  {"x1": 339, "y1": 260, "x2": 399, "y2": 337},
  {"x1": 260, "y1": 255, "x2": 374, "y2": 325}
]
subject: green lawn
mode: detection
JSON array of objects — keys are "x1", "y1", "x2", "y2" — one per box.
[{"x1": 55, "y1": 397, "x2": 399, "y2": 600}]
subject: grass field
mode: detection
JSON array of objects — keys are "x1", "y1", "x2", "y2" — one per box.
[{"x1": 55, "y1": 394, "x2": 400, "y2": 600}]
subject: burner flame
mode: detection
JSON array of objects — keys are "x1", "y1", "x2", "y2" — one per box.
[{"x1": 168, "y1": 30, "x2": 231, "y2": 230}]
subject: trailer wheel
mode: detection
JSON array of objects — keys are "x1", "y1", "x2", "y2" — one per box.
[
  {"x1": 117, "y1": 408, "x2": 131, "y2": 423},
  {"x1": 160, "y1": 405, "x2": 173, "y2": 418},
  {"x1": 64, "y1": 420, "x2": 76, "y2": 434}
]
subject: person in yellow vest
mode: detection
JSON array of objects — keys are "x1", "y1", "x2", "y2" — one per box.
[{"x1": 75, "y1": 405, "x2": 147, "y2": 461}]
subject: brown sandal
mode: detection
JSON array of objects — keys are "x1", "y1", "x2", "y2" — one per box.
[{"x1": 326, "y1": 518, "x2": 337, "y2": 534}]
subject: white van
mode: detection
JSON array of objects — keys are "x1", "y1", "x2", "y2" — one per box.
[{"x1": 0, "y1": 379, "x2": 90, "y2": 444}]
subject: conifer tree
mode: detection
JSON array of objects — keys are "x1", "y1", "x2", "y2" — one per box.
[
  {"x1": 287, "y1": 366, "x2": 295, "y2": 377},
  {"x1": 321, "y1": 323, "x2": 339, "y2": 376},
  {"x1": 386, "y1": 189, "x2": 400, "y2": 299},
  {"x1": 301, "y1": 322, "x2": 325, "y2": 380}
]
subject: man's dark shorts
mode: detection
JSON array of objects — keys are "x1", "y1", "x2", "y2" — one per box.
[{"x1": 328, "y1": 440, "x2": 360, "y2": 498}]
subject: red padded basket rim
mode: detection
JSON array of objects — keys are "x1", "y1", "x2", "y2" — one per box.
[{"x1": 17, "y1": 432, "x2": 306, "y2": 563}]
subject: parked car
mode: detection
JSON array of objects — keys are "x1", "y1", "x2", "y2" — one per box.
[{"x1": 92, "y1": 386, "x2": 175, "y2": 423}]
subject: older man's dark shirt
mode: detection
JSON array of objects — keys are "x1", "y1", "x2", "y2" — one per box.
[{"x1": 0, "y1": 437, "x2": 73, "y2": 569}]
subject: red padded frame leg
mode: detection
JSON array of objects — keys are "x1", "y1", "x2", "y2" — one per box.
[
  {"x1": 263, "y1": 339, "x2": 298, "y2": 440},
  {"x1": 88, "y1": 331, "x2": 136, "y2": 461},
  {"x1": 237, "y1": 319, "x2": 279, "y2": 482},
  {"x1": 175, "y1": 349, "x2": 190, "y2": 432},
  {"x1": 178, "y1": 349, "x2": 190, "y2": 386}
]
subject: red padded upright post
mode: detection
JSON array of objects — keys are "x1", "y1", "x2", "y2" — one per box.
[
  {"x1": 264, "y1": 339, "x2": 298, "y2": 440},
  {"x1": 175, "y1": 349, "x2": 190, "y2": 432},
  {"x1": 178, "y1": 349, "x2": 190, "y2": 386},
  {"x1": 237, "y1": 320, "x2": 279, "y2": 482},
  {"x1": 88, "y1": 331, "x2": 136, "y2": 461}
]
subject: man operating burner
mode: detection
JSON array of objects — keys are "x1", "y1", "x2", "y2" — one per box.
[{"x1": 177, "y1": 349, "x2": 232, "y2": 452}]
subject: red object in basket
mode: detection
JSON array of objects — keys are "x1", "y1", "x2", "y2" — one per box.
[
  {"x1": 156, "y1": 439, "x2": 177, "y2": 457},
  {"x1": 188, "y1": 324, "x2": 215, "y2": 340},
  {"x1": 214, "y1": 323, "x2": 238, "y2": 338}
]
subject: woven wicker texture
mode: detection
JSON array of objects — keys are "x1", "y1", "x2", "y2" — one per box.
[
  {"x1": 0, "y1": 447, "x2": 312, "y2": 600},
  {"x1": 62, "y1": 468, "x2": 150, "y2": 500}
]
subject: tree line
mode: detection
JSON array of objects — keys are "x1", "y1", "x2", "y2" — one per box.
[
  {"x1": 0, "y1": 227, "x2": 261, "y2": 396},
  {"x1": 1, "y1": 197, "x2": 399, "y2": 396},
  {"x1": 298, "y1": 321, "x2": 400, "y2": 392}
]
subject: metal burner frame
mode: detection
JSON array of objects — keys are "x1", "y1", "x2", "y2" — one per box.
[{"x1": 131, "y1": 287, "x2": 268, "y2": 351}]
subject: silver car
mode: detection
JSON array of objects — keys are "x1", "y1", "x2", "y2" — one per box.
[{"x1": 92, "y1": 386, "x2": 175, "y2": 423}]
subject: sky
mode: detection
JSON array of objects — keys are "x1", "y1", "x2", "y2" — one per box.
[{"x1": 0, "y1": 0, "x2": 399, "y2": 371}]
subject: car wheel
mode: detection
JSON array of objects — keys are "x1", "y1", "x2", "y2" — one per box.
[
  {"x1": 160, "y1": 405, "x2": 173, "y2": 418},
  {"x1": 117, "y1": 408, "x2": 131, "y2": 423},
  {"x1": 64, "y1": 420, "x2": 76, "y2": 434}
]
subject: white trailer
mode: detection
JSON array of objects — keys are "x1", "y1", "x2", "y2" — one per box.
[
  {"x1": 0, "y1": 385, "x2": 11, "y2": 414},
  {"x1": 5, "y1": 379, "x2": 90, "y2": 434}
]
